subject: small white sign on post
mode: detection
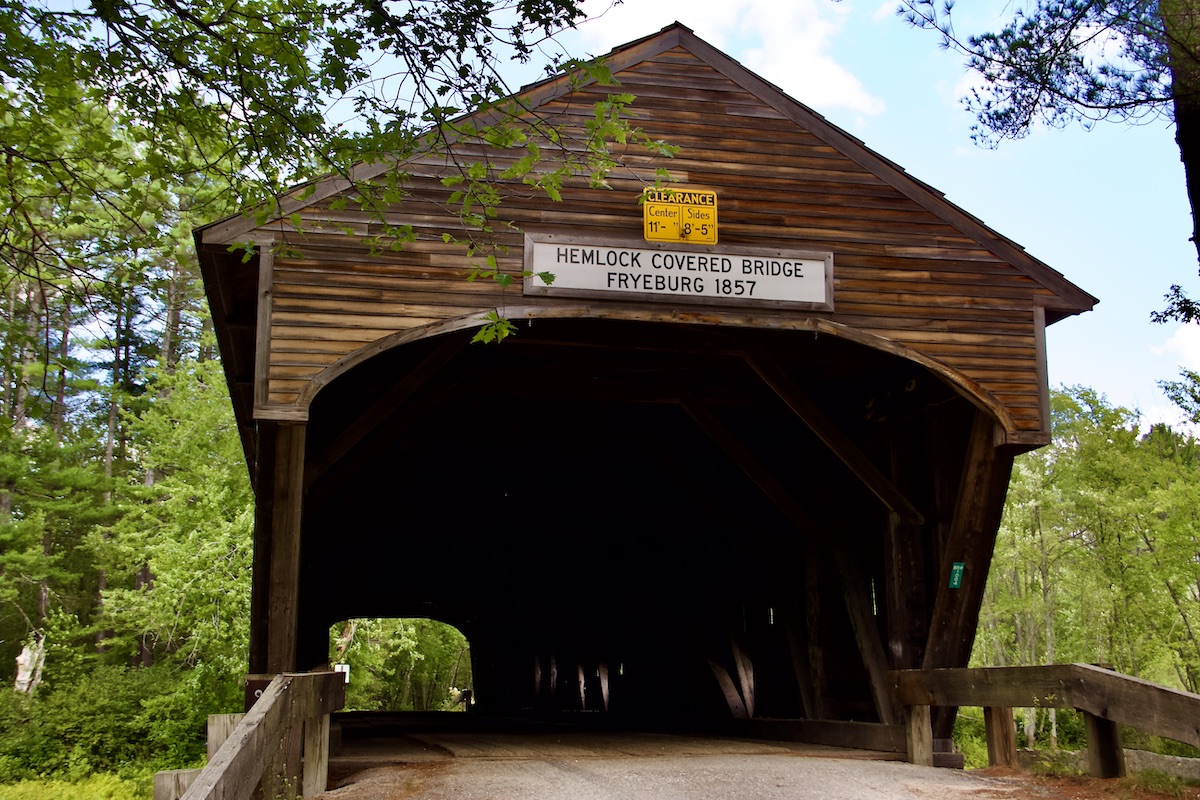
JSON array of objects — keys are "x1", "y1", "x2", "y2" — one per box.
[{"x1": 523, "y1": 232, "x2": 833, "y2": 310}]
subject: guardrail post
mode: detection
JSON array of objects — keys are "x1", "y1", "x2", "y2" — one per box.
[
  {"x1": 1083, "y1": 711, "x2": 1125, "y2": 778},
  {"x1": 906, "y1": 705, "x2": 934, "y2": 766},
  {"x1": 302, "y1": 713, "x2": 331, "y2": 797},
  {"x1": 983, "y1": 706, "x2": 1016, "y2": 767}
]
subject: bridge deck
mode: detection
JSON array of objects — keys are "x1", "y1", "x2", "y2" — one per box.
[{"x1": 321, "y1": 714, "x2": 1000, "y2": 800}]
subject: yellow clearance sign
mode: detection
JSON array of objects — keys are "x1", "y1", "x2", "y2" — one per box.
[{"x1": 642, "y1": 188, "x2": 718, "y2": 245}]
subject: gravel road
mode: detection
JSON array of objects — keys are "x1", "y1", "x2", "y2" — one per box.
[{"x1": 317, "y1": 729, "x2": 1039, "y2": 800}]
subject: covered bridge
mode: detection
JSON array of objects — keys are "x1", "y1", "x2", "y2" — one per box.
[{"x1": 195, "y1": 23, "x2": 1095, "y2": 736}]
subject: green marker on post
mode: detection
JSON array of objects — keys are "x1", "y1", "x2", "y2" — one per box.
[{"x1": 949, "y1": 561, "x2": 965, "y2": 589}]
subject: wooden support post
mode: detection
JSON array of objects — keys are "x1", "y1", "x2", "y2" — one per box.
[
  {"x1": 249, "y1": 422, "x2": 277, "y2": 675},
  {"x1": 923, "y1": 410, "x2": 1014, "y2": 738},
  {"x1": 267, "y1": 422, "x2": 306, "y2": 674},
  {"x1": 576, "y1": 662, "x2": 587, "y2": 711},
  {"x1": 832, "y1": 544, "x2": 900, "y2": 726},
  {"x1": 784, "y1": 618, "x2": 818, "y2": 718},
  {"x1": 261, "y1": 710, "x2": 304, "y2": 800},
  {"x1": 302, "y1": 714, "x2": 331, "y2": 797},
  {"x1": 709, "y1": 660, "x2": 750, "y2": 719},
  {"x1": 208, "y1": 714, "x2": 245, "y2": 761},
  {"x1": 598, "y1": 661, "x2": 610, "y2": 712},
  {"x1": 924, "y1": 410, "x2": 1012, "y2": 669},
  {"x1": 907, "y1": 705, "x2": 934, "y2": 767},
  {"x1": 154, "y1": 769, "x2": 201, "y2": 800},
  {"x1": 1084, "y1": 711, "x2": 1126, "y2": 778},
  {"x1": 803, "y1": 541, "x2": 828, "y2": 720},
  {"x1": 983, "y1": 706, "x2": 1017, "y2": 768},
  {"x1": 731, "y1": 635, "x2": 756, "y2": 719},
  {"x1": 884, "y1": 510, "x2": 927, "y2": 670}
]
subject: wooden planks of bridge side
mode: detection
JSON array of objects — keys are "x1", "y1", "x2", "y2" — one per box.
[
  {"x1": 892, "y1": 663, "x2": 1200, "y2": 778},
  {"x1": 179, "y1": 672, "x2": 345, "y2": 800}
]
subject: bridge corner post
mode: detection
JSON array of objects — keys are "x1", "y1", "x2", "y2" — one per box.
[
  {"x1": 906, "y1": 704, "x2": 934, "y2": 767},
  {"x1": 983, "y1": 706, "x2": 1017, "y2": 767},
  {"x1": 1083, "y1": 711, "x2": 1126, "y2": 778},
  {"x1": 267, "y1": 421, "x2": 307, "y2": 674}
]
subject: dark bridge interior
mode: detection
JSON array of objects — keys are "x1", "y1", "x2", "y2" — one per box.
[{"x1": 294, "y1": 319, "x2": 979, "y2": 723}]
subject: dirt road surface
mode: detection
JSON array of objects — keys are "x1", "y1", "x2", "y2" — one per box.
[{"x1": 318, "y1": 729, "x2": 1081, "y2": 800}]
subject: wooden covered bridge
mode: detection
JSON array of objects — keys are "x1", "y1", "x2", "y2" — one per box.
[{"x1": 195, "y1": 23, "x2": 1096, "y2": 752}]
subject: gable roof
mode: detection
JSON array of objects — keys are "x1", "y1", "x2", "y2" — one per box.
[{"x1": 197, "y1": 21, "x2": 1097, "y2": 321}]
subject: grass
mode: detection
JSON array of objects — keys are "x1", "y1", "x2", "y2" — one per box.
[{"x1": 0, "y1": 774, "x2": 151, "y2": 800}]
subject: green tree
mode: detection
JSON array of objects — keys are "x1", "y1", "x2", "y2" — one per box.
[
  {"x1": 900, "y1": 0, "x2": 1200, "y2": 317},
  {"x1": 0, "y1": 0, "x2": 647, "y2": 226},
  {"x1": 979, "y1": 387, "x2": 1200, "y2": 695},
  {"x1": 331, "y1": 618, "x2": 472, "y2": 711}
]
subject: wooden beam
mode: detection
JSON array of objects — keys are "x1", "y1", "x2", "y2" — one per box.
[
  {"x1": 182, "y1": 673, "x2": 344, "y2": 800},
  {"x1": 922, "y1": 409, "x2": 1014, "y2": 671},
  {"x1": 1033, "y1": 306, "x2": 1052, "y2": 441},
  {"x1": 784, "y1": 615, "x2": 818, "y2": 719},
  {"x1": 884, "y1": 510, "x2": 927, "y2": 671},
  {"x1": 709, "y1": 660, "x2": 750, "y2": 719},
  {"x1": 832, "y1": 544, "x2": 901, "y2": 725},
  {"x1": 895, "y1": 663, "x2": 1200, "y2": 752},
  {"x1": 304, "y1": 334, "x2": 467, "y2": 488},
  {"x1": 802, "y1": 540, "x2": 829, "y2": 720},
  {"x1": 253, "y1": 243, "x2": 274, "y2": 412},
  {"x1": 680, "y1": 398, "x2": 821, "y2": 533},
  {"x1": 742, "y1": 349, "x2": 924, "y2": 525},
  {"x1": 267, "y1": 422, "x2": 306, "y2": 674},
  {"x1": 249, "y1": 421, "x2": 277, "y2": 675},
  {"x1": 731, "y1": 635, "x2": 756, "y2": 719}
]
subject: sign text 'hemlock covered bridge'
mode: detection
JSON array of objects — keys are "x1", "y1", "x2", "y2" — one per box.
[{"x1": 195, "y1": 23, "x2": 1096, "y2": 744}]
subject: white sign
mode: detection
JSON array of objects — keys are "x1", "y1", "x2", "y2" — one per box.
[{"x1": 523, "y1": 233, "x2": 832, "y2": 309}]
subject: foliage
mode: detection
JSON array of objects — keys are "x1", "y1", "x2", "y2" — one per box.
[
  {"x1": 0, "y1": 664, "x2": 200, "y2": 780},
  {"x1": 976, "y1": 387, "x2": 1200, "y2": 687},
  {"x1": 951, "y1": 707, "x2": 989, "y2": 769},
  {"x1": 900, "y1": 1, "x2": 1175, "y2": 141},
  {"x1": 899, "y1": 0, "x2": 1200, "y2": 305},
  {"x1": 0, "y1": 774, "x2": 148, "y2": 800},
  {"x1": 975, "y1": 386, "x2": 1200, "y2": 750},
  {"x1": 331, "y1": 618, "x2": 472, "y2": 712},
  {"x1": 1, "y1": 0, "x2": 589, "y2": 198},
  {"x1": 1120, "y1": 769, "x2": 1200, "y2": 796}
]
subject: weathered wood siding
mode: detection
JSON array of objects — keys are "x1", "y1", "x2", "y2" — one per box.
[{"x1": 210, "y1": 40, "x2": 1087, "y2": 439}]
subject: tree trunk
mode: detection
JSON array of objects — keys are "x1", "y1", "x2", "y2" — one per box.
[
  {"x1": 13, "y1": 282, "x2": 41, "y2": 428},
  {"x1": 1162, "y1": 0, "x2": 1200, "y2": 266},
  {"x1": 52, "y1": 300, "x2": 69, "y2": 440}
]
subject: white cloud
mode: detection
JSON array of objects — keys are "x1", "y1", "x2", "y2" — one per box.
[
  {"x1": 1151, "y1": 324, "x2": 1200, "y2": 372},
  {"x1": 872, "y1": 0, "x2": 899, "y2": 22},
  {"x1": 575, "y1": 0, "x2": 885, "y2": 116}
]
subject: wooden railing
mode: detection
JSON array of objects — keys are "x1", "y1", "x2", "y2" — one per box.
[
  {"x1": 181, "y1": 672, "x2": 345, "y2": 800},
  {"x1": 892, "y1": 664, "x2": 1200, "y2": 778}
]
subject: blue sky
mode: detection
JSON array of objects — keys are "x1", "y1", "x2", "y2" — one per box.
[{"x1": 516, "y1": 0, "x2": 1199, "y2": 428}]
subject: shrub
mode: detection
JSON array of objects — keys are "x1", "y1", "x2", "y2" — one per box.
[{"x1": 0, "y1": 774, "x2": 149, "y2": 800}]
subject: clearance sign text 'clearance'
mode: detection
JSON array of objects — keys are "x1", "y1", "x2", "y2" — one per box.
[{"x1": 642, "y1": 188, "x2": 718, "y2": 245}]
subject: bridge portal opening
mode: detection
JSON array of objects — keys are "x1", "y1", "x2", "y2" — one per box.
[{"x1": 330, "y1": 618, "x2": 472, "y2": 712}]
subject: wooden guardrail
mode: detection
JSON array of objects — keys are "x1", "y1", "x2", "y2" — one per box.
[
  {"x1": 892, "y1": 664, "x2": 1200, "y2": 778},
  {"x1": 181, "y1": 672, "x2": 345, "y2": 800}
]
